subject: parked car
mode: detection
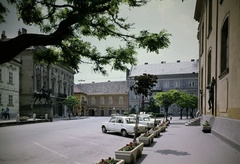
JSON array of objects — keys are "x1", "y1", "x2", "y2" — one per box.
[
  {"x1": 129, "y1": 114, "x2": 155, "y2": 129},
  {"x1": 142, "y1": 114, "x2": 162, "y2": 126},
  {"x1": 101, "y1": 116, "x2": 148, "y2": 137}
]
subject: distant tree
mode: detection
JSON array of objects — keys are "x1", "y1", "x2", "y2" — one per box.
[
  {"x1": 0, "y1": 0, "x2": 171, "y2": 75},
  {"x1": 146, "y1": 97, "x2": 159, "y2": 114},
  {"x1": 130, "y1": 73, "x2": 157, "y2": 142},
  {"x1": 64, "y1": 96, "x2": 80, "y2": 119},
  {"x1": 154, "y1": 89, "x2": 180, "y2": 121},
  {"x1": 188, "y1": 94, "x2": 198, "y2": 118},
  {"x1": 176, "y1": 92, "x2": 188, "y2": 119},
  {"x1": 130, "y1": 73, "x2": 158, "y2": 111}
]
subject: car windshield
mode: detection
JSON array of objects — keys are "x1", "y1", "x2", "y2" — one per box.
[{"x1": 125, "y1": 117, "x2": 136, "y2": 124}]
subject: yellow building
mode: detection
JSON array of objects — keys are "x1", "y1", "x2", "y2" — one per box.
[
  {"x1": 194, "y1": 0, "x2": 240, "y2": 150},
  {"x1": 74, "y1": 81, "x2": 129, "y2": 116},
  {"x1": 73, "y1": 90, "x2": 88, "y2": 116}
]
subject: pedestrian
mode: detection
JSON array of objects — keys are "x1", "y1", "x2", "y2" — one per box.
[
  {"x1": 1, "y1": 108, "x2": 5, "y2": 119},
  {"x1": 5, "y1": 107, "x2": 10, "y2": 119}
]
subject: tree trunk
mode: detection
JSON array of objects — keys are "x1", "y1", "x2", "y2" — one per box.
[
  {"x1": 180, "y1": 109, "x2": 183, "y2": 119},
  {"x1": 165, "y1": 107, "x2": 168, "y2": 121},
  {"x1": 186, "y1": 108, "x2": 189, "y2": 118}
]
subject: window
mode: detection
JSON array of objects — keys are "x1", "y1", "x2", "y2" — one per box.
[
  {"x1": 200, "y1": 22, "x2": 204, "y2": 55},
  {"x1": 8, "y1": 95, "x2": 13, "y2": 105},
  {"x1": 220, "y1": 16, "x2": 229, "y2": 76},
  {"x1": 163, "y1": 81, "x2": 169, "y2": 88},
  {"x1": 91, "y1": 97, "x2": 95, "y2": 105},
  {"x1": 108, "y1": 96, "x2": 113, "y2": 105},
  {"x1": 189, "y1": 81, "x2": 195, "y2": 87},
  {"x1": 0, "y1": 93, "x2": 2, "y2": 104},
  {"x1": 208, "y1": 0, "x2": 212, "y2": 36},
  {"x1": 51, "y1": 81, "x2": 55, "y2": 93},
  {"x1": 174, "y1": 81, "x2": 180, "y2": 88},
  {"x1": 208, "y1": 49, "x2": 212, "y2": 84},
  {"x1": 119, "y1": 96, "x2": 123, "y2": 105},
  {"x1": 0, "y1": 68, "x2": 2, "y2": 81},
  {"x1": 100, "y1": 97, "x2": 105, "y2": 105},
  {"x1": 9, "y1": 72, "x2": 13, "y2": 84}
]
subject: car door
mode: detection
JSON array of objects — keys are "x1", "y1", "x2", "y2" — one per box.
[
  {"x1": 107, "y1": 117, "x2": 116, "y2": 131},
  {"x1": 114, "y1": 117, "x2": 124, "y2": 132}
]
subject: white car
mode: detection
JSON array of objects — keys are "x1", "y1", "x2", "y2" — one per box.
[
  {"x1": 142, "y1": 114, "x2": 162, "y2": 126},
  {"x1": 129, "y1": 114, "x2": 155, "y2": 129},
  {"x1": 101, "y1": 116, "x2": 148, "y2": 137}
]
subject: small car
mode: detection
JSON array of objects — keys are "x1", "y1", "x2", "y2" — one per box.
[
  {"x1": 101, "y1": 116, "x2": 148, "y2": 137},
  {"x1": 142, "y1": 114, "x2": 162, "y2": 126},
  {"x1": 129, "y1": 114, "x2": 155, "y2": 129}
]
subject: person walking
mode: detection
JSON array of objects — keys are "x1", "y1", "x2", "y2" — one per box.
[
  {"x1": 5, "y1": 107, "x2": 10, "y2": 119},
  {"x1": 1, "y1": 108, "x2": 5, "y2": 119}
]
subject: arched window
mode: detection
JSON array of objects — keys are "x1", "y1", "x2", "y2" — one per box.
[
  {"x1": 208, "y1": 49, "x2": 212, "y2": 85},
  {"x1": 220, "y1": 16, "x2": 229, "y2": 76}
]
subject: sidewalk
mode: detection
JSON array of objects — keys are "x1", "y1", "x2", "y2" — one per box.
[{"x1": 137, "y1": 116, "x2": 240, "y2": 164}]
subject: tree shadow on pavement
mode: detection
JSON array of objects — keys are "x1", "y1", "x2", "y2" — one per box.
[{"x1": 155, "y1": 149, "x2": 191, "y2": 156}]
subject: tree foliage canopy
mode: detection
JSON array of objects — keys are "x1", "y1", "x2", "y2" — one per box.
[
  {"x1": 0, "y1": 0, "x2": 171, "y2": 74},
  {"x1": 64, "y1": 96, "x2": 79, "y2": 108},
  {"x1": 130, "y1": 73, "x2": 158, "y2": 97}
]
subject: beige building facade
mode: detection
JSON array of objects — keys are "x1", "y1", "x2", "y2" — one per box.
[
  {"x1": 0, "y1": 58, "x2": 21, "y2": 117},
  {"x1": 194, "y1": 0, "x2": 240, "y2": 150},
  {"x1": 74, "y1": 81, "x2": 129, "y2": 116}
]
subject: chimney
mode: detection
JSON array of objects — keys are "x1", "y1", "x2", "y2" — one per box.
[
  {"x1": 177, "y1": 60, "x2": 180, "y2": 63},
  {"x1": 18, "y1": 29, "x2": 22, "y2": 36},
  {"x1": 22, "y1": 28, "x2": 27, "y2": 34},
  {"x1": 1, "y1": 31, "x2": 7, "y2": 40}
]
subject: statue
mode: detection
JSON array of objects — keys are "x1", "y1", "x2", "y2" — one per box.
[
  {"x1": 33, "y1": 86, "x2": 52, "y2": 104},
  {"x1": 206, "y1": 77, "x2": 215, "y2": 110}
]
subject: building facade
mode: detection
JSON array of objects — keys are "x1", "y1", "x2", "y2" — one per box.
[
  {"x1": 74, "y1": 81, "x2": 129, "y2": 116},
  {"x1": 194, "y1": 0, "x2": 240, "y2": 150},
  {"x1": 1, "y1": 29, "x2": 75, "y2": 118},
  {"x1": 0, "y1": 58, "x2": 22, "y2": 118},
  {"x1": 128, "y1": 60, "x2": 199, "y2": 116}
]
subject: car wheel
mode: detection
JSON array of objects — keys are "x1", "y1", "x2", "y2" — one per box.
[
  {"x1": 102, "y1": 126, "x2": 107, "y2": 133},
  {"x1": 121, "y1": 129, "x2": 128, "y2": 137}
]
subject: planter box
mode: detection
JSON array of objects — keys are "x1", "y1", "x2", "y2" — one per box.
[
  {"x1": 158, "y1": 125, "x2": 166, "y2": 132},
  {"x1": 96, "y1": 159, "x2": 124, "y2": 164},
  {"x1": 202, "y1": 125, "x2": 211, "y2": 133},
  {"x1": 149, "y1": 128, "x2": 161, "y2": 137},
  {"x1": 115, "y1": 142, "x2": 144, "y2": 164},
  {"x1": 138, "y1": 133, "x2": 154, "y2": 146}
]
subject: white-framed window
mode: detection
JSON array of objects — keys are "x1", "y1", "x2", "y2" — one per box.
[
  {"x1": 108, "y1": 96, "x2": 113, "y2": 105},
  {"x1": 163, "y1": 81, "x2": 169, "y2": 88},
  {"x1": 119, "y1": 96, "x2": 123, "y2": 105},
  {"x1": 91, "y1": 97, "x2": 95, "y2": 105},
  {"x1": 189, "y1": 81, "x2": 195, "y2": 87},
  {"x1": 100, "y1": 97, "x2": 105, "y2": 105},
  {"x1": 9, "y1": 72, "x2": 13, "y2": 84},
  {"x1": 174, "y1": 80, "x2": 180, "y2": 88},
  {"x1": 8, "y1": 95, "x2": 13, "y2": 105}
]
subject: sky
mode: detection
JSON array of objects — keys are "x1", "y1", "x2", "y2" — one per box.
[{"x1": 0, "y1": 0, "x2": 199, "y2": 84}]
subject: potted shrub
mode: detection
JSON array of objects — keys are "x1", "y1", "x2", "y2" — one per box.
[
  {"x1": 148, "y1": 126, "x2": 161, "y2": 137},
  {"x1": 19, "y1": 116, "x2": 29, "y2": 122},
  {"x1": 115, "y1": 141, "x2": 144, "y2": 164},
  {"x1": 158, "y1": 123, "x2": 167, "y2": 132},
  {"x1": 138, "y1": 131, "x2": 154, "y2": 146},
  {"x1": 202, "y1": 121, "x2": 211, "y2": 133},
  {"x1": 96, "y1": 157, "x2": 124, "y2": 164}
]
